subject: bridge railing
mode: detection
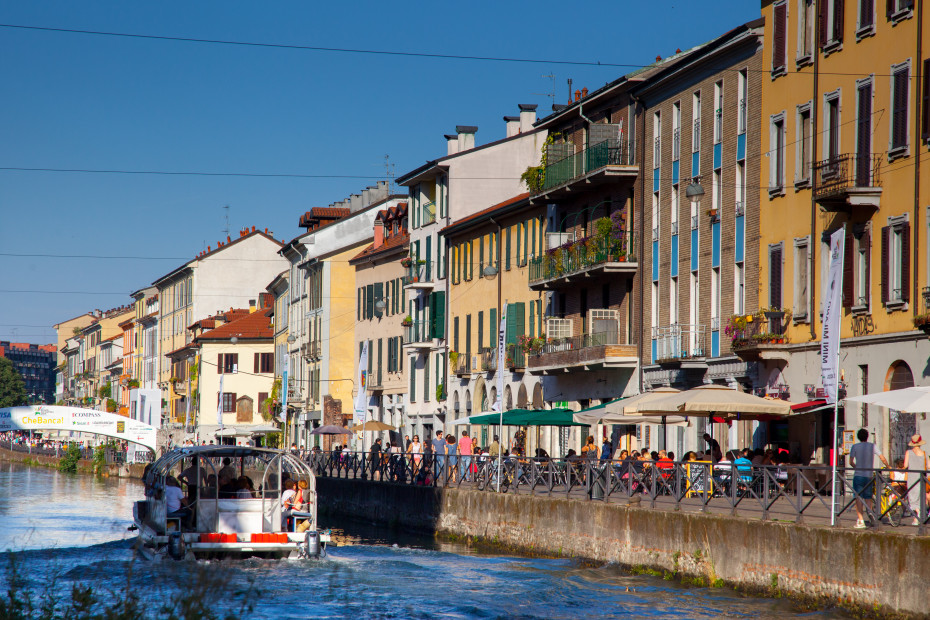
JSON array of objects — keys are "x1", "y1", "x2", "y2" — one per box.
[{"x1": 305, "y1": 451, "x2": 929, "y2": 532}]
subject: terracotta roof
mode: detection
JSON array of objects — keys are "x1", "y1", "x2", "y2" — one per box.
[
  {"x1": 299, "y1": 207, "x2": 350, "y2": 229},
  {"x1": 350, "y1": 231, "x2": 409, "y2": 262},
  {"x1": 166, "y1": 342, "x2": 199, "y2": 358},
  {"x1": 102, "y1": 334, "x2": 122, "y2": 343},
  {"x1": 118, "y1": 317, "x2": 135, "y2": 328},
  {"x1": 196, "y1": 308, "x2": 273, "y2": 341},
  {"x1": 440, "y1": 192, "x2": 531, "y2": 235}
]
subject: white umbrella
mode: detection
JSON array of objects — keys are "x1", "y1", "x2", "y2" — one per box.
[
  {"x1": 845, "y1": 386, "x2": 930, "y2": 413},
  {"x1": 630, "y1": 384, "x2": 793, "y2": 418}
]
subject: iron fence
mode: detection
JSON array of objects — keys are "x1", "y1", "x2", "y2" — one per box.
[
  {"x1": 309, "y1": 451, "x2": 930, "y2": 532},
  {"x1": 529, "y1": 235, "x2": 630, "y2": 284},
  {"x1": 541, "y1": 139, "x2": 634, "y2": 191}
]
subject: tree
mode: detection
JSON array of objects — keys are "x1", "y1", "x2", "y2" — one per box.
[{"x1": 0, "y1": 357, "x2": 27, "y2": 407}]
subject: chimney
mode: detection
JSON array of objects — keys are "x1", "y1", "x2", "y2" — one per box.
[
  {"x1": 445, "y1": 134, "x2": 459, "y2": 156},
  {"x1": 259, "y1": 292, "x2": 273, "y2": 309},
  {"x1": 373, "y1": 220, "x2": 385, "y2": 249},
  {"x1": 249, "y1": 299, "x2": 257, "y2": 313},
  {"x1": 518, "y1": 104, "x2": 537, "y2": 133},
  {"x1": 361, "y1": 188, "x2": 371, "y2": 206},
  {"x1": 574, "y1": 90, "x2": 581, "y2": 102},
  {"x1": 456, "y1": 125, "x2": 477, "y2": 152},
  {"x1": 581, "y1": 87, "x2": 588, "y2": 98},
  {"x1": 349, "y1": 193, "x2": 362, "y2": 212},
  {"x1": 251, "y1": 225, "x2": 255, "y2": 232},
  {"x1": 504, "y1": 115, "x2": 520, "y2": 137}
]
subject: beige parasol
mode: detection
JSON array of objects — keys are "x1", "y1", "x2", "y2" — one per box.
[
  {"x1": 627, "y1": 383, "x2": 793, "y2": 418},
  {"x1": 350, "y1": 420, "x2": 396, "y2": 432}
]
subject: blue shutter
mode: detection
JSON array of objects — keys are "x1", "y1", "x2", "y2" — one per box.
[
  {"x1": 712, "y1": 220, "x2": 721, "y2": 268},
  {"x1": 735, "y1": 216, "x2": 745, "y2": 263},
  {"x1": 670, "y1": 234, "x2": 679, "y2": 278},
  {"x1": 652, "y1": 240, "x2": 659, "y2": 282},
  {"x1": 691, "y1": 228, "x2": 699, "y2": 272}
]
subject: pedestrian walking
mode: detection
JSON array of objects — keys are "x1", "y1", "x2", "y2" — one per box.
[
  {"x1": 849, "y1": 428, "x2": 889, "y2": 528},
  {"x1": 903, "y1": 435, "x2": 930, "y2": 525},
  {"x1": 458, "y1": 430, "x2": 473, "y2": 482}
]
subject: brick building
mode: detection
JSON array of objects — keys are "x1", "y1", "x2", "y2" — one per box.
[{"x1": 0, "y1": 341, "x2": 57, "y2": 404}]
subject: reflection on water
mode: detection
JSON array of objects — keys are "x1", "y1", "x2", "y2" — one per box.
[{"x1": 0, "y1": 463, "x2": 849, "y2": 619}]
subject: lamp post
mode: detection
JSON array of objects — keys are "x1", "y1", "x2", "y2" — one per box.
[{"x1": 685, "y1": 178, "x2": 705, "y2": 205}]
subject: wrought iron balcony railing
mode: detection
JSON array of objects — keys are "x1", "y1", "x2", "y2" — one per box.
[{"x1": 539, "y1": 139, "x2": 635, "y2": 192}]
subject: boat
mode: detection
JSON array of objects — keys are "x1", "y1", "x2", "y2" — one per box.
[{"x1": 133, "y1": 445, "x2": 330, "y2": 560}]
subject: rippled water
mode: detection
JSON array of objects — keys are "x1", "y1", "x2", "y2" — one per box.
[{"x1": 0, "y1": 463, "x2": 848, "y2": 619}]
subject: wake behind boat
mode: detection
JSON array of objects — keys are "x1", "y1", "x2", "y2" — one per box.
[{"x1": 133, "y1": 445, "x2": 330, "y2": 560}]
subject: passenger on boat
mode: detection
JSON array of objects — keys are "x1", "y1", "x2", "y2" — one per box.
[
  {"x1": 281, "y1": 479, "x2": 298, "y2": 529},
  {"x1": 179, "y1": 458, "x2": 206, "y2": 502},
  {"x1": 236, "y1": 475, "x2": 255, "y2": 498},
  {"x1": 218, "y1": 473, "x2": 239, "y2": 498},
  {"x1": 165, "y1": 476, "x2": 191, "y2": 526},
  {"x1": 294, "y1": 479, "x2": 311, "y2": 510},
  {"x1": 218, "y1": 457, "x2": 237, "y2": 482}
]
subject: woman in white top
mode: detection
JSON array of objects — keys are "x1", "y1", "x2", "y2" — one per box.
[
  {"x1": 903, "y1": 434, "x2": 930, "y2": 524},
  {"x1": 408, "y1": 435, "x2": 422, "y2": 474}
]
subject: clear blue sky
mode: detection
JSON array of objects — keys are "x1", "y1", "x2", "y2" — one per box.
[{"x1": 0, "y1": 1, "x2": 759, "y2": 344}]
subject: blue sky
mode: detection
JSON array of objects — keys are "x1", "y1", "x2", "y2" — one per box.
[{"x1": 0, "y1": 1, "x2": 759, "y2": 344}]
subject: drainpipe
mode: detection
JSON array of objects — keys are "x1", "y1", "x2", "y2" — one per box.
[
  {"x1": 914, "y1": 0, "x2": 923, "y2": 315},
  {"x1": 631, "y1": 93, "x2": 646, "y2": 393},
  {"x1": 809, "y1": 0, "x2": 821, "y2": 342}
]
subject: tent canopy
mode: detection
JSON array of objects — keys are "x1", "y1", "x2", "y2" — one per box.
[
  {"x1": 630, "y1": 384, "x2": 793, "y2": 418},
  {"x1": 845, "y1": 386, "x2": 930, "y2": 413},
  {"x1": 467, "y1": 408, "x2": 581, "y2": 426}
]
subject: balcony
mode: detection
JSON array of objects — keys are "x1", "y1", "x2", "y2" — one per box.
[
  {"x1": 453, "y1": 353, "x2": 471, "y2": 377},
  {"x1": 480, "y1": 347, "x2": 497, "y2": 372},
  {"x1": 529, "y1": 235, "x2": 636, "y2": 290},
  {"x1": 506, "y1": 344, "x2": 526, "y2": 371},
  {"x1": 813, "y1": 154, "x2": 882, "y2": 212},
  {"x1": 403, "y1": 321, "x2": 433, "y2": 349},
  {"x1": 402, "y1": 261, "x2": 434, "y2": 289},
  {"x1": 528, "y1": 330, "x2": 636, "y2": 375},
  {"x1": 653, "y1": 324, "x2": 706, "y2": 366},
  {"x1": 534, "y1": 139, "x2": 636, "y2": 200},
  {"x1": 727, "y1": 310, "x2": 791, "y2": 362}
]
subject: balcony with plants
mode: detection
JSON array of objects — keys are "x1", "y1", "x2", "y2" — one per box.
[
  {"x1": 401, "y1": 256, "x2": 434, "y2": 289},
  {"x1": 451, "y1": 351, "x2": 471, "y2": 377},
  {"x1": 913, "y1": 287, "x2": 930, "y2": 336},
  {"x1": 402, "y1": 319, "x2": 433, "y2": 349},
  {"x1": 725, "y1": 309, "x2": 792, "y2": 362},
  {"x1": 524, "y1": 136, "x2": 636, "y2": 200},
  {"x1": 529, "y1": 213, "x2": 635, "y2": 289},
  {"x1": 480, "y1": 347, "x2": 497, "y2": 372},
  {"x1": 527, "y1": 314, "x2": 636, "y2": 374}
]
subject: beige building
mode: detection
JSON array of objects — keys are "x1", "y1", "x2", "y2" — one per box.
[{"x1": 350, "y1": 203, "x2": 409, "y2": 442}]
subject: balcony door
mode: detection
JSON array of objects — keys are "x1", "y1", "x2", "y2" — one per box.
[{"x1": 856, "y1": 82, "x2": 872, "y2": 187}]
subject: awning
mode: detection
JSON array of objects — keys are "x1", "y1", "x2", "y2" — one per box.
[
  {"x1": 467, "y1": 408, "x2": 581, "y2": 426},
  {"x1": 790, "y1": 399, "x2": 827, "y2": 412}
]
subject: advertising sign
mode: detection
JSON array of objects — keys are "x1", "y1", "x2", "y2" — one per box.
[
  {"x1": 820, "y1": 228, "x2": 845, "y2": 404},
  {"x1": 0, "y1": 405, "x2": 158, "y2": 452}
]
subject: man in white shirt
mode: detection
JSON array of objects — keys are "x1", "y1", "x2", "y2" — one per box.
[
  {"x1": 165, "y1": 476, "x2": 190, "y2": 526},
  {"x1": 849, "y1": 428, "x2": 889, "y2": 528},
  {"x1": 281, "y1": 479, "x2": 297, "y2": 530}
]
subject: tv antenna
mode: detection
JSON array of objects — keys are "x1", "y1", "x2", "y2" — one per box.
[
  {"x1": 222, "y1": 205, "x2": 230, "y2": 238},
  {"x1": 533, "y1": 74, "x2": 557, "y2": 108},
  {"x1": 384, "y1": 155, "x2": 396, "y2": 193}
]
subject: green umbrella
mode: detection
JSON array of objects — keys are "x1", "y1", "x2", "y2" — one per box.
[{"x1": 468, "y1": 408, "x2": 581, "y2": 426}]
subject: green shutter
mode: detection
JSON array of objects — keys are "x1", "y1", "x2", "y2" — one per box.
[
  {"x1": 429, "y1": 291, "x2": 446, "y2": 339},
  {"x1": 368, "y1": 340, "x2": 373, "y2": 375},
  {"x1": 365, "y1": 284, "x2": 373, "y2": 319},
  {"x1": 479, "y1": 237, "x2": 484, "y2": 274},
  {"x1": 398, "y1": 339, "x2": 403, "y2": 372},
  {"x1": 523, "y1": 220, "x2": 528, "y2": 264},
  {"x1": 410, "y1": 356, "x2": 416, "y2": 402},
  {"x1": 358, "y1": 288, "x2": 362, "y2": 321},
  {"x1": 490, "y1": 308, "x2": 497, "y2": 349},
  {"x1": 529, "y1": 302, "x2": 535, "y2": 337},
  {"x1": 505, "y1": 302, "x2": 525, "y2": 346},
  {"x1": 531, "y1": 218, "x2": 537, "y2": 258},
  {"x1": 424, "y1": 354, "x2": 430, "y2": 401},
  {"x1": 425, "y1": 235, "x2": 432, "y2": 281},
  {"x1": 478, "y1": 311, "x2": 484, "y2": 349},
  {"x1": 515, "y1": 224, "x2": 521, "y2": 267},
  {"x1": 469, "y1": 242, "x2": 473, "y2": 280},
  {"x1": 377, "y1": 338, "x2": 382, "y2": 385},
  {"x1": 505, "y1": 228, "x2": 512, "y2": 270},
  {"x1": 373, "y1": 282, "x2": 383, "y2": 317}
]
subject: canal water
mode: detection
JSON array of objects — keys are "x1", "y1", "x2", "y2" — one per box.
[{"x1": 0, "y1": 463, "x2": 848, "y2": 619}]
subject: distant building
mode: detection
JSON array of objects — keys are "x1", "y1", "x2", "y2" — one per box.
[{"x1": 0, "y1": 341, "x2": 57, "y2": 404}]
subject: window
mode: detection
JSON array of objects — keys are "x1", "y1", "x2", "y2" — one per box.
[
  {"x1": 794, "y1": 237, "x2": 810, "y2": 319},
  {"x1": 769, "y1": 244, "x2": 783, "y2": 308},
  {"x1": 798, "y1": 0, "x2": 815, "y2": 59},
  {"x1": 672, "y1": 101, "x2": 681, "y2": 161},
  {"x1": 653, "y1": 112, "x2": 662, "y2": 169},
  {"x1": 856, "y1": 80, "x2": 873, "y2": 184},
  {"x1": 770, "y1": 114, "x2": 786, "y2": 192},
  {"x1": 824, "y1": 91, "x2": 841, "y2": 161},
  {"x1": 857, "y1": 0, "x2": 874, "y2": 33},
  {"x1": 712, "y1": 171, "x2": 722, "y2": 212},
  {"x1": 820, "y1": 0, "x2": 845, "y2": 48},
  {"x1": 737, "y1": 70, "x2": 747, "y2": 134},
  {"x1": 734, "y1": 263, "x2": 745, "y2": 314},
  {"x1": 890, "y1": 62, "x2": 910, "y2": 154},
  {"x1": 713, "y1": 81, "x2": 723, "y2": 144},
  {"x1": 254, "y1": 352, "x2": 273, "y2": 373},
  {"x1": 796, "y1": 104, "x2": 812, "y2": 183},
  {"x1": 887, "y1": 0, "x2": 915, "y2": 22},
  {"x1": 670, "y1": 185, "x2": 679, "y2": 233},
  {"x1": 692, "y1": 92, "x2": 702, "y2": 153},
  {"x1": 881, "y1": 218, "x2": 910, "y2": 305},
  {"x1": 846, "y1": 227, "x2": 871, "y2": 309},
  {"x1": 670, "y1": 277, "x2": 679, "y2": 324},
  {"x1": 222, "y1": 392, "x2": 236, "y2": 413},
  {"x1": 773, "y1": 1, "x2": 788, "y2": 74},
  {"x1": 218, "y1": 353, "x2": 238, "y2": 374},
  {"x1": 652, "y1": 193, "x2": 659, "y2": 241},
  {"x1": 651, "y1": 282, "x2": 659, "y2": 331}
]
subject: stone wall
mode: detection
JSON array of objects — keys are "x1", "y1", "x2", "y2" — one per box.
[{"x1": 317, "y1": 477, "x2": 929, "y2": 618}]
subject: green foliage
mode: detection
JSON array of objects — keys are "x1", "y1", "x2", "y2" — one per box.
[
  {"x1": 98, "y1": 384, "x2": 111, "y2": 399},
  {"x1": 520, "y1": 133, "x2": 558, "y2": 192},
  {"x1": 58, "y1": 444, "x2": 82, "y2": 474},
  {"x1": 106, "y1": 399, "x2": 118, "y2": 413},
  {"x1": 127, "y1": 379, "x2": 140, "y2": 389},
  {"x1": 436, "y1": 383, "x2": 446, "y2": 401},
  {"x1": 93, "y1": 445, "x2": 107, "y2": 474},
  {"x1": 0, "y1": 357, "x2": 27, "y2": 408}
]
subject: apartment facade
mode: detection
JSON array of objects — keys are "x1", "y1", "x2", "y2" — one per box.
[
  {"x1": 396, "y1": 106, "x2": 546, "y2": 439},
  {"x1": 0, "y1": 342, "x2": 57, "y2": 404},
  {"x1": 152, "y1": 226, "x2": 285, "y2": 422},
  {"x1": 442, "y1": 193, "x2": 549, "y2": 450},
  {"x1": 758, "y1": 0, "x2": 930, "y2": 462},
  {"x1": 350, "y1": 204, "x2": 409, "y2": 441}
]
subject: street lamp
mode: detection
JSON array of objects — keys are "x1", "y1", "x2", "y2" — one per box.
[
  {"x1": 482, "y1": 264, "x2": 499, "y2": 279},
  {"x1": 374, "y1": 299, "x2": 386, "y2": 313},
  {"x1": 685, "y1": 178, "x2": 705, "y2": 204},
  {"x1": 287, "y1": 335, "x2": 296, "y2": 344}
]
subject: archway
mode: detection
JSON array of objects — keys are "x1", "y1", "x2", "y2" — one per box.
[
  {"x1": 884, "y1": 361, "x2": 916, "y2": 460},
  {"x1": 504, "y1": 385, "x2": 513, "y2": 411},
  {"x1": 489, "y1": 387, "x2": 497, "y2": 412},
  {"x1": 532, "y1": 383, "x2": 544, "y2": 409},
  {"x1": 517, "y1": 384, "x2": 528, "y2": 408},
  {"x1": 452, "y1": 390, "x2": 461, "y2": 415},
  {"x1": 464, "y1": 389, "x2": 472, "y2": 413}
]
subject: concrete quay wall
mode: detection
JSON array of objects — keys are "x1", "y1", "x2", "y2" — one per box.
[
  {"x1": 0, "y1": 445, "x2": 145, "y2": 478},
  {"x1": 317, "y1": 477, "x2": 930, "y2": 618}
]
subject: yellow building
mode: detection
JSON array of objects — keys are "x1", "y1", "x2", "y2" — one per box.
[
  {"x1": 442, "y1": 192, "x2": 548, "y2": 450},
  {"x1": 757, "y1": 0, "x2": 930, "y2": 461}
]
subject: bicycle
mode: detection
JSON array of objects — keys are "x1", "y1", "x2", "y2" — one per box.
[{"x1": 880, "y1": 485, "x2": 908, "y2": 527}]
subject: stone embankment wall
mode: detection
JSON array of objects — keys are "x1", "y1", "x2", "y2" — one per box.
[
  {"x1": 317, "y1": 477, "x2": 930, "y2": 618},
  {"x1": 0, "y1": 445, "x2": 146, "y2": 478}
]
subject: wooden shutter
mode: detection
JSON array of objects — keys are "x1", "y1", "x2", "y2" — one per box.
[
  {"x1": 358, "y1": 288, "x2": 362, "y2": 321},
  {"x1": 430, "y1": 291, "x2": 446, "y2": 339},
  {"x1": 377, "y1": 339, "x2": 382, "y2": 386},
  {"x1": 229, "y1": 393, "x2": 237, "y2": 413},
  {"x1": 902, "y1": 222, "x2": 911, "y2": 302},
  {"x1": 843, "y1": 229, "x2": 854, "y2": 308},
  {"x1": 770, "y1": 247, "x2": 783, "y2": 308},
  {"x1": 862, "y1": 228, "x2": 871, "y2": 307},
  {"x1": 887, "y1": 0, "x2": 894, "y2": 17},
  {"x1": 373, "y1": 282, "x2": 384, "y2": 317},
  {"x1": 833, "y1": 0, "x2": 844, "y2": 42},
  {"x1": 881, "y1": 225, "x2": 890, "y2": 302},
  {"x1": 505, "y1": 228, "x2": 512, "y2": 270},
  {"x1": 921, "y1": 59, "x2": 930, "y2": 141},
  {"x1": 479, "y1": 237, "x2": 484, "y2": 274},
  {"x1": 217, "y1": 354, "x2": 223, "y2": 375},
  {"x1": 254, "y1": 352, "x2": 260, "y2": 373},
  {"x1": 773, "y1": 2, "x2": 787, "y2": 70},
  {"x1": 893, "y1": 68, "x2": 909, "y2": 149}
]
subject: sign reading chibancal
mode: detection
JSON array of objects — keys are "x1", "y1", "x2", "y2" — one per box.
[{"x1": 0, "y1": 405, "x2": 157, "y2": 452}]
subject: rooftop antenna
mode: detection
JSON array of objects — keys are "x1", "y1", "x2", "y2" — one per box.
[
  {"x1": 533, "y1": 74, "x2": 556, "y2": 108},
  {"x1": 567, "y1": 78, "x2": 573, "y2": 104},
  {"x1": 384, "y1": 154, "x2": 396, "y2": 193},
  {"x1": 222, "y1": 205, "x2": 230, "y2": 238}
]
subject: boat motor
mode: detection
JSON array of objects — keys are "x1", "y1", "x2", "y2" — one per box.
[
  {"x1": 304, "y1": 530, "x2": 320, "y2": 557},
  {"x1": 168, "y1": 532, "x2": 186, "y2": 560}
]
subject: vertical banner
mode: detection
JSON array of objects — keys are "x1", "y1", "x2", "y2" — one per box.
[
  {"x1": 820, "y1": 228, "x2": 845, "y2": 404},
  {"x1": 216, "y1": 374, "x2": 225, "y2": 429},
  {"x1": 354, "y1": 341, "x2": 369, "y2": 425},
  {"x1": 495, "y1": 304, "x2": 507, "y2": 413}
]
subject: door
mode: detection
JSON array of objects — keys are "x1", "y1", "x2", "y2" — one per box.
[{"x1": 856, "y1": 83, "x2": 872, "y2": 186}]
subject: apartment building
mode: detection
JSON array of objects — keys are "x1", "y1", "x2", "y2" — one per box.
[
  {"x1": 152, "y1": 226, "x2": 286, "y2": 422},
  {"x1": 396, "y1": 106, "x2": 546, "y2": 439},
  {"x1": 0, "y1": 341, "x2": 57, "y2": 404},
  {"x1": 349, "y1": 204, "x2": 409, "y2": 441},
  {"x1": 441, "y1": 193, "x2": 549, "y2": 451},
  {"x1": 53, "y1": 311, "x2": 98, "y2": 402},
  {"x1": 266, "y1": 270, "x2": 289, "y2": 426},
  {"x1": 75, "y1": 306, "x2": 133, "y2": 410},
  {"x1": 758, "y1": 0, "x2": 930, "y2": 462},
  {"x1": 279, "y1": 183, "x2": 406, "y2": 442}
]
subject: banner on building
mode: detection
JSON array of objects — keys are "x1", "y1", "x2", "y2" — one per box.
[
  {"x1": 280, "y1": 356, "x2": 289, "y2": 424},
  {"x1": 216, "y1": 374, "x2": 225, "y2": 428},
  {"x1": 495, "y1": 304, "x2": 507, "y2": 413},
  {"x1": 354, "y1": 341, "x2": 369, "y2": 424},
  {"x1": 0, "y1": 405, "x2": 157, "y2": 452},
  {"x1": 821, "y1": 227, "x2": 845, "y2": 404}
]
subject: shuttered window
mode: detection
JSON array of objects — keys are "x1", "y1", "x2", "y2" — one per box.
[
  {"x1": 769, "y1": 246, "x2": 783, "y2": 308},
  {"x1": 772, "y1": 2, "x2": 787, "y2": 73},
  {"x1": 843, "y1": 229, "x2": 855, "y2": 308},
  {"x1": 891, "y1": 65, "x2": 910, "y2": 151},
  {"x1": 921, "y1": 58, "x2": 930, "y2": 142}
]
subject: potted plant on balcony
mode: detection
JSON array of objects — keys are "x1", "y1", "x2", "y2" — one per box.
[
  {"x1": 401, "y1": 315, "x2": 413, "y2": 327},
  {"x1": 914, "y1": 314, "x2": 930, "y2": 336},
  {"x1": 127, "y1": 379, "x2": 140, "y2": 389},
  {"x1": 400, "y1": 256, "x2": 413, "y2": 268},
  {"x1": 436, "y1": 383, "x2": 446, "y2": 401},
  {"x1": 449, "y1": 350, "x2": 459, "y2": 369}
]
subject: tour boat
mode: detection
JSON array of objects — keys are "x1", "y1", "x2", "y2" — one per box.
[{"x1": 133, "y1": 445, "x2": 330, "y2": 560}]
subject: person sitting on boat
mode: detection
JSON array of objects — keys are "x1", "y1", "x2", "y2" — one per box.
[
  {"x1": 218, "y1": 473, "x2": 239, "y2": 499},
  {"x1": 218, "y1": 457, "x2": 236, "y2": 482},
  {"x1": 179, "y1": 458, "x2": 206, "y2": 502},
  {"x1": 165, "y1": 476, "x2": 191, "y2": 527},
  {"x1": 236, "y1": 475, "x2": 254, "y2": 498},
  {"x1": 281, "y1": 479, "x2": 298, "y2": 530}
]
